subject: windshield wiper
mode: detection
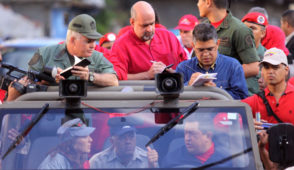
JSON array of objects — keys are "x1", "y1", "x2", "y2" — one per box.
[
  {"x1": 192, "y1": 147, "x2": 252, "y2": 169},
  {"x1": 2, "y1": 103, "x2": 49, "y2": 160},
  {"x1": 145, "y1": 102, "x2": 199, "y2": 147}
]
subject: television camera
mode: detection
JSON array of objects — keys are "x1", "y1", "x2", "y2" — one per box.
[
  {"x1": 268, "y1": 123, "x2": 294, "y2": 169},
  {"x1": 0, "y1": 62, "x2": 56, "y2": 94}
]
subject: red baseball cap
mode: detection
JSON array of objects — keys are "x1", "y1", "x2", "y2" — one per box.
[
  {"x1": 175, "y1": 14, "x2": 199, "y2": 31},
  {"x1": 213, "y1": 112, "x2": 243, "y2": 132},
  {"x1": 242, "y1": 12, "x2": 268, "y2": 27},
  {"x1": 99, "y1": 32, "x2": 117, "y2": 47}
]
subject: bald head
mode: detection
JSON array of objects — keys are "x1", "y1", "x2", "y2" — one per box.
[
  {"x1": 130, "y1": 1, "x2": 155, "y2": 42},
  {"x1": 131, "y1": 1, "x2": 155, "y2": 20}
]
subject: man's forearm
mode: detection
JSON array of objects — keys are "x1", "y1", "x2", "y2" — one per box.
[
  {"x1": 242, "y1": 62, "x2": 259, "y2": 78},
  {"x1": 259, "y1": 147, "x2": 278, "y2": 170},
  {"x1": 93, "y1": 73, "x2": 118, "y2": 86}
]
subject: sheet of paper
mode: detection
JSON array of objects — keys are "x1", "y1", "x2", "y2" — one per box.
[{"x1": 192, "y1": 73, "x2": 217, "y2": 87}]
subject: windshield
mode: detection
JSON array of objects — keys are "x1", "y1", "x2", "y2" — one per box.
[{"x1": 0, "y1": 106, "x2": 255, "y2": 169}]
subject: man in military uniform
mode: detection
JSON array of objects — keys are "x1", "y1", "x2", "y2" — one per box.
[
  {"x1": 90, "y1": 117, "x2": 158, "y2": 168},
  {"x1": 197, "y1": 0, "x2": 260, "y2": 95},
  {"x1": 28, "y1": 14, "x2": 118, "y2": 87},
  {"x1": 241, "y1": 12, "x2": 268, "y2": 95}
]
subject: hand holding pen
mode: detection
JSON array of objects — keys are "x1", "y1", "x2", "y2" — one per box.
[
  {"x1": 150, "y1": 60, "x2": 174, "y2": 73},
  {"x1": 148, "y1": 60, "x2": 174, "y2": 79}
]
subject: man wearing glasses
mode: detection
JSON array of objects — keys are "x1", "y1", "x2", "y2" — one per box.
[{"x1": 176, "y1": 23, "x2": 248, "y2": 99}]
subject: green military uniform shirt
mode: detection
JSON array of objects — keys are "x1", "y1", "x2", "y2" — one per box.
[
  {"x1": 257, "y1": 44, "x2": 266, "y2": 61},
  {"x1": 205, "y1": 11, "x2": 260, "y2": 96},
  {"x1": 28, "y1": 43, "x2": 116, "y2": 84},
  {"x1": 210, "y1": 11, "x2": 260, "y2": 64},
  {"x1": 246, "y1": 44, "x2": 266, "y2": 96}
]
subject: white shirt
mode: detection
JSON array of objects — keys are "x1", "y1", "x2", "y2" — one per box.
[{"x1": 286, "y1": 31, "x2": 294, "y2": 45}]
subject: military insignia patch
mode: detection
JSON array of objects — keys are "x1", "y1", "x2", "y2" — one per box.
[
  {"x1": 245, "y1": 35, "x2": 254, "y2": 48},
  {"x1": 257, "y1": 15, "x2": 265, "y2": 25},
  {"x1": 28, "y1": 53, "x2": 41, "y2": 66},
  {"x1": 90, "y1": 21, "x2": 96, "y2": 30}
]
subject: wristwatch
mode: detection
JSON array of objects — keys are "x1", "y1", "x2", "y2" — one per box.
[{"x1": 88, "y1": 72, "x2": 95, "y2": 83}]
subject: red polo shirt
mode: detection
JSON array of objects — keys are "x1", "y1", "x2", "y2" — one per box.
[
  {"x1": 242, "y1": 82, "x2": 294, "y2": 124},
  {"x1": 289, "y1": 77, "x2": 294, "y2": 86},
  {"x1": 108, "y1": 28, "x2": 187, "y2": 80},
  {"x1": 0, "y1": 89, "x2": 6, "y2": 103}
]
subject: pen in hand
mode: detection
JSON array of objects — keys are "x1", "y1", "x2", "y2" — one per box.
[
  {"x1": 150, "y1": 60, "x2": 174, "y2": 68},
  {"x1": 165, "y1": 64, "x2": 174, "y2": 69},
  {"x1": 150, "y1": 60, "x2": 174, "y2": 72}
]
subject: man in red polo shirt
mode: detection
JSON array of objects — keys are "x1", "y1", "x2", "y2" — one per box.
[
  {"x1": 242, "y1": 48, "x2": 294, "y2": 125},
  {"x1": 242, "y1": 48, "x2": 294, "y2": 170},
  {"x1": 108, "y1": 1, "x2": 187, "y2": 80}
]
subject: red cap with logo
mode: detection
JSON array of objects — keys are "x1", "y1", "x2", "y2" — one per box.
[
  {"x1": 99, "y1": 32, "x2": 117, "y2": 47},
  {"x1": 242, "y1": 12, "x2": 268, "y2": 26},
  {"x1": 175, "y1": 14, "x2": 199, "y2": 31}
]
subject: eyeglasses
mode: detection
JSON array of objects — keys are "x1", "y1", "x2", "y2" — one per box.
[{"x1": 195, "y1": 46, "x2": 217, "y2": 53}]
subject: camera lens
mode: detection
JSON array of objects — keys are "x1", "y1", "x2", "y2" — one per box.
[{"x1": 162, "y1": 77, "x2": 177, "y2": 92}]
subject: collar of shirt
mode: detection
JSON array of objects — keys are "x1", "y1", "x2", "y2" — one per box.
[
  {"x1": 211, "y1": 15, "x2": 226, "y2": 29},
  {"x1": 264, "y1": 82, "x2": 294, "y2": 96},
  {"x1": 106, "y1": 146, "x2": 146, "y2": 163},
  {"x1": 195, "y1": 142, "x2": 215, "y2": 164},
  {"x1": 286, "y1": 31, "x2": 294, "y2": 45},
  {"x1": 196, "y1": 53, "x2": 219, "y2": 71},
  {"x1": 215, "y1": 10, "x2": 232, "y2": 31},
  {"x1": 54, "y1": 43, "x2": 75, "y2": 65}
]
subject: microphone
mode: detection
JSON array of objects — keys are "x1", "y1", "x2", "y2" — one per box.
[
  {"x1": 43, "y1": 66, "x2": 58, "y2": 78},
  {"x1": 28, "y1": 70, "x2": 55, "y2": 83}
]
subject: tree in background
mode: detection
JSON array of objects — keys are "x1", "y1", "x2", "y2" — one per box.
[{"x1": 95, "y1": 0, "x2": 129, "y2": 34}]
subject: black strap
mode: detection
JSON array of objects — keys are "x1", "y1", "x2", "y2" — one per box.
[
  {"x1": 257, "y1": 91, "x2": 283, "y2": 123},
  {"x1": 227, "y1": 0, "x2": 231, "y2": 9}
]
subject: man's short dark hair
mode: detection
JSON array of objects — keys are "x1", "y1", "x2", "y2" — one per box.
[
  {"x1": 282, "y1": 10, "x2": 294, "y2": 28},
  {"x1": 212, "y1": 0, "x2": 228, "y2": 9},
  {"x1": 193, "y1": 23, "x2": 218, "y2": 43}
]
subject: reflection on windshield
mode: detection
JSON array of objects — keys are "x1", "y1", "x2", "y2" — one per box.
[{"x1": 0, "y1": 107, "x2": 253, "y2": 169}]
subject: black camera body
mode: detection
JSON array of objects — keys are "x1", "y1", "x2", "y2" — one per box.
[
  {"x1": 10, "y1": 81, "x2": 48, "y2": 94},
  {"x1": 155, "y1": 72, "x2": 183, "y2": 98},
  {"x1": 268, "y1": 123, "x2": 294, "y2": 167},
  {"x1": 26, "y1": 83, "x2": 48, "y2": 93}
]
